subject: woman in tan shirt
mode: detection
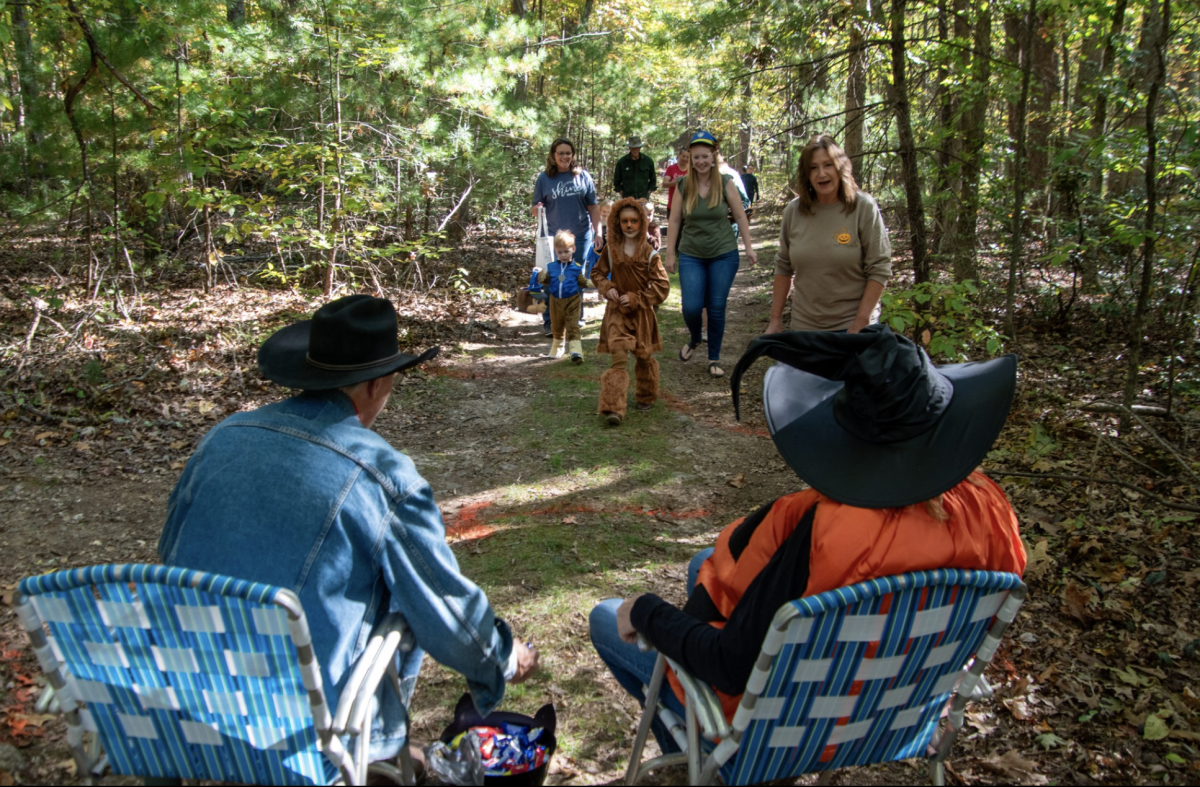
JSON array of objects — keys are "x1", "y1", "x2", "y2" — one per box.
[{"x1": 766, "y1": 134, "x2": 892, "y2": 334}]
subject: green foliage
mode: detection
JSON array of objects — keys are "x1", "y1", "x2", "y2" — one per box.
[{"x1": 880, "y1": 280, "x2": 1004, "y2": 361}]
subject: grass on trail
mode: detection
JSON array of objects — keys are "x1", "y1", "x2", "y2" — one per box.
[{"x1": 404, "y1": 272, "x2": 720, "y2": 780}]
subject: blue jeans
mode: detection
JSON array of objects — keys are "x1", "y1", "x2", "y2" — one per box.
[
  {"x1": 678, "y1": 249, "x2": 740, "y2": 362},
  {"x1": 590, "y1": 548, "x2": 715, "y2": 755}
]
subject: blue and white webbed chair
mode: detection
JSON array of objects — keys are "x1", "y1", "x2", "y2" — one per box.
[
  {"x1": 15, "y1": 564, "x2": 415, "y2": 786},
  {"x1": 626, "y1": 569, "x2": 1026, "y2": 786}
]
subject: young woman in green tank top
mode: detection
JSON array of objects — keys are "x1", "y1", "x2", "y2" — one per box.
[{"x1": 662, "y1": 131, "x2": 757, "y2": 378}]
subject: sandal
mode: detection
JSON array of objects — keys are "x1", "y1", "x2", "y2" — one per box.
[
  {"x1": 708, "y1": 361, "x2": 725, "y2": 378},
  {"x1": 679, "y1": 342, "x2": 698, "y2": 362}
]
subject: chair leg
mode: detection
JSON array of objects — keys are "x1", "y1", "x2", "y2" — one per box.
[
  {"x1": 686, "y1": 701, "x2": 700, "y2": 785},
  {"x1": 625, "y1": 654, "x2": 668, "y2": 786},
  {"x1": 930, "y1": 758, "x2": 946, "y2": 786}
]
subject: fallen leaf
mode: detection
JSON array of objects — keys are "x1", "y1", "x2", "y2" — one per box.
[
  {"x1": 728, "y1": 473, "x2": 746, "y2": 488},
  {"x1": 982, "y1": 750, "x2": 1048, "y2": 785},
  {"x1": 197, "y1": 400, "x2": 216, "y2": 414},
  {"x1": 9, "y1": 712, "x2": 56, "y2": 728},
  {"x1": 561, "y1": 516, "x2": 577, "y2": 525},
  {"x1": 1034, "y1": 732, "x2": 1068, "y2": 750},
  {"x1": 1061, "y1": 581, "x2": 1097, "y2": 624},
  {"x1": 1024, "y1": 539, "x2": 1055, "y2": 582},
  {"x1": 1004, "y1": 696, "x2": 1033, "y2": 721},
  {"x1": 1144, "y1": 713, "x2": 1169, "y2": 740}
]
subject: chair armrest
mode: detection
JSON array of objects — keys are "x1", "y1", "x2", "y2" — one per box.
[
  {"x1": 332, "y1": 614, "x2": 409, "y2": 735},
  {"x1": 637, "y1": 635, "x2": 730, "y2": 741},
  {"x1": 663, "y1": 656, "x2": 731, "y2": 742},
  {"x1": 348, "y1": 626, "x2": 408, "y2": 736}
]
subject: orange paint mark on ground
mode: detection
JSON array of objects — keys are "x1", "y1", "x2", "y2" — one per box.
[
  {"x1": 445, "y1": 501, "x2": 496, "y2": 543},
  {"x1": 425, "y1": 365, "x2": 480, "y2": 380},
  {"x1": 659, "y1": 388, "x2": 769, "y2": 437}
]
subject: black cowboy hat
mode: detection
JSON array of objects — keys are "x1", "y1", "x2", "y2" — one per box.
[
  {"x1": 258, "y1": 294, "x2": 439, "y2": 390},
  {"x1": 730, "y1": 325, "x2": 1016, "y2": 508}
]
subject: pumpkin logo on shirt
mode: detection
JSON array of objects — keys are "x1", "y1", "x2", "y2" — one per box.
[{"x1": 835, "y1": 228, "x2": 852, "y2": 245}]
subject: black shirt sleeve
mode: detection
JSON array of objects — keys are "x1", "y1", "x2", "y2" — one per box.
[{"x1": 630, "y1": 504, "x2": 817, "y2": 696}]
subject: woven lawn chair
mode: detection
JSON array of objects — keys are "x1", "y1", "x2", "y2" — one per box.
[
  {"x1": 15, "y1": 563, "x2": 416, "y2": 786},
  {"x1": 626, "y1": 569, "x2": 1026, "y2": 786}
]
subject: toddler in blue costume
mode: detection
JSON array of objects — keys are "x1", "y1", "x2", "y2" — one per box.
[{"x1": 538, "y1": 230, "x2": 588, "y2": 363}]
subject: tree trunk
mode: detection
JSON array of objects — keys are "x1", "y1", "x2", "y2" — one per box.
[
  {"x1": 1005, "y1": 0, "x2": 1037, "y2": 339},
  {"x1": 890, "y1": 0, "x2": 929, "y2": 284},
  {"x1": 1108, "y1": 2, "x2": 1158, "y2": 196},
  {"x1": 843, "y1": 0, "x2": 869, "y2": 184},
  {"x1": 510, "y1": 0, "x2": 529, "y2": 104},
  {"x1": 1120, "y1": 0, "x2": 1170, "y2": 432},
  {"x1": 949, "y1": 0, "x2": 991, "y2": 283},
  {"x1": 1026, "y1": 9, "x2": 1058, "y2": 218},
  {"x1": 11, "y1": 0, "x2": 39, "y2": 143},
  {"x1": 929, "y1": 0, "x2": 957, "y2": 258},
  {"x1": 1091, "y1": 0, "x2": 1128, "y2": 137}
]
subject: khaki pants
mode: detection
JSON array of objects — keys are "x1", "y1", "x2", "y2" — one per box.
[
  {"x1": 598, "y1": 348, "x2": 659, "y2": 418},
  {"x1": 548, "y1": 294, "x2": 582, "y2": 342}
]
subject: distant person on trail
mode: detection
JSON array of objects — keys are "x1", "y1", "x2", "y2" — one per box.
[
  {"x1": 613, "y1": 136, "x2": 658, "y2": 201},
  {"x1": 592, "y1": 197, "x2": 670, "y2": 426},
  {"x1": 584, "y1": 198, "x2": 615, "y2": 283},
  {"x1": 533, "y1": 137, "x2": 603, "y2": 335},
  {"x1": 159, "y1": 295, "x2": 539, "y2": 771},
  {"x1": 663, "y1": 131, "x2": 757, "y2": 380},
  {"x1": 767, "y1": 133, "x2": 892, "y2": 335},
  {"x1": 641, "y1": 199, "x2": 662, "y2": 251},
  {"x1": 741, "y1": 164, "x2": 760, "y2": 205},
  {"x1": 661, "y1": 147, "x2": 690, "y2": 216},
  {"x1": 538, "y1": 229, "x2": 588, "y2": 363},
  {"x1": 589, "y1": 326, "x2": 1026, "y2": 750}
]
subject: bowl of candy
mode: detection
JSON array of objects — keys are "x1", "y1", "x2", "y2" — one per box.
[{"x1": 432, "y1": 694, "x2": 557, "y2": 786}]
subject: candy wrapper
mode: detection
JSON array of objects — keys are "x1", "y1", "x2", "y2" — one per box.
[
  {"x1": 427, "y1": 729, "x2": 486, "y2": 786},
  {"x1": 449, "y1": 722, "x2": 549, "y2": 778}
]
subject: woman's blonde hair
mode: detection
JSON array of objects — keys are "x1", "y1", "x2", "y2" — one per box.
[
  {"x1": 916, "y1": 471, "x2": 987, "y2": 522},
  {"x1": 682, "y1": 143, "x2": 726, "y2": 217},
  {"x1": 795, "y1": 133, "x2": 858, "y2": 215},
  {"x1": 545, "y1": 138, "x2": 581, "y2": 177}
]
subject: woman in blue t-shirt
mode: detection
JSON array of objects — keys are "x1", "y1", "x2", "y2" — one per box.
[{"x1": 533, "y1": 138, "x2": 603, "y2": 333}]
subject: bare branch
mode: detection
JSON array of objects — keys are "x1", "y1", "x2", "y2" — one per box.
[
  {"x1": 65, "y1": 0, "x2": 157, "y2": 113},
  {"x1": 987, "y1": 469, "x2": 1200, "y2": 513}
]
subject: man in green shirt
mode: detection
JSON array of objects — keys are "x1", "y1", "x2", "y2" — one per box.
[{"x1": 613, "y1": 136, "x2": 657, "y2": 200}]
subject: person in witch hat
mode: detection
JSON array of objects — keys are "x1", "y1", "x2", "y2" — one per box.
[
  {"x1": 159, "y1": 295, "x2": 539, "y2": 768},
  {"x1": 589, "y1": 325, "x2": 1027, "y2": 747}
]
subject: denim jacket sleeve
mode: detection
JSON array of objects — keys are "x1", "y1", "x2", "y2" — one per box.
[{"x1": 376, "y1": 477, "x2": 513, "y2": 716}]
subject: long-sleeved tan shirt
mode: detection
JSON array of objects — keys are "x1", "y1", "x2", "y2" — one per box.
[{"x1": 774, "y1": 192, "x2": 893, "y2": 331}]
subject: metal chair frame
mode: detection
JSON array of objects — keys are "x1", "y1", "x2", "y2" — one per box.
[
  {"x1": 625, "y1": 569, "x2": 1027, "y2": 786},
  {"x1": 15, "y1": 563, "x2": 416, "y2": 786}
]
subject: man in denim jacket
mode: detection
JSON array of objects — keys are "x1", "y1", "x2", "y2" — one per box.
[{"x1": 158, "y1": 295, "x2": 538, "y2": 764}]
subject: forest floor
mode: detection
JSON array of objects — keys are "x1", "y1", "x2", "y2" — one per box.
[{"x1": 1, "y1": 203, "x2": 1199, "y2": 785}]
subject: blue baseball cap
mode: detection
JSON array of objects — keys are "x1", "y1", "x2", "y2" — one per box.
[{"x1": 689, "y1": 130, "x2": 717, "y2": 147}]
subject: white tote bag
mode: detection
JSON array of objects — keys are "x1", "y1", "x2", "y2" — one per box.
[{"x1": 534, "y1": 206, "x2": 554, "y2": 272}]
